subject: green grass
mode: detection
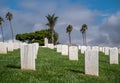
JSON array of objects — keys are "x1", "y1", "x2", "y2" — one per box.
[{"x1": 0, "y1": 48, "x2": 120, "y2": 83}]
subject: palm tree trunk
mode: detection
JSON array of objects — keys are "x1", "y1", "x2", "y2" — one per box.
[
  {"x1": 0, "y1": 25, "x2": 4, "y2": 42},
  {"x1": 51, "y1": 28, "x2": 54, "y2": 44},
  {"x1": 82, "y1": 33, "x2": 84, "y2": 45},
  {"x1": 69, "y1": 32, "x2": 71, "y2": 44},
  {"x1": 9, "y1": 21, "x2": 14, "y2": 42},
  {"x1": 84, "y1": 31, "x2": 87, "y2": 46}
]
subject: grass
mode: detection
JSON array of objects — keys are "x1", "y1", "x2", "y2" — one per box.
[{"x1": 0, "y1": 48, "x2": 120, "y2": 83}]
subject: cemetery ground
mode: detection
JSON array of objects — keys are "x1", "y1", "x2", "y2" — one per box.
[{"x1": 0, "y1": 48, "x2": 120, "y2": 83}]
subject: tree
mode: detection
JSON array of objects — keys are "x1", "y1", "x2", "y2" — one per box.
[
  {"x1": 45, "y1": 14, "x2": 58, "y2": 44},
  {"x1": 16, "y1": 29, "x2": 59, "y2": 45},
  {"x1": 66, "y1": 24, "x2": 73, "y2": 44},
  {"x1": 0, "y1": 16, "x2": 4, "y2": 42},
  {"x1": 80, "y1": 24, "x2": 88, "y2": 45},
  {"x1": 6, "y1": 12, "x2": 14, "y2": 42}
]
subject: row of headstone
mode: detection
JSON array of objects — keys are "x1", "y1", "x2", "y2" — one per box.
[
  {"x1": 20, "y1": 43, "x2": 39, "y2": 70},
  {"x1": 0, "y1": 42, "x2": 23, "y2": 54}
]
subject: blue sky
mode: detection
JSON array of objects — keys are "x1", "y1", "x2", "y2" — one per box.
[{"x1": 0, "y1": 0, "x2": 120, "y2": 46}]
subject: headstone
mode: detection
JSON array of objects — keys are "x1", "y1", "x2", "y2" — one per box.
[
  {"x1": 109, "y1": 47, "x2": 118, "y2": 64},
  {"x1": 118, "y1": 48, "x2": 120, "y2": 54},
  {"x1": 78, "y1": 45, "x2": 81, "y2": 50},
  {"x1": 44, "y1": 38, "x2": 48, "y2": 47},
  {"x1": 33, "y1": 43, "x2": 39, "y2": 59},
  {"x1": 7, "y1": 42, "x2": 14, "y2": 51},
  {"x1": 69, "y1": 46, "x2": 78, "y2": 60},
  {"x1": 0, "y1": 42, "x2": 7, "y2": 54},
  {"x1": 56, "y1": 44, "x2": 62, "y2": 53},
  {"x1": 20, "y1": 44, "x2": 36, "y2": 70},
  {"x1": 86, "y1": 46, "x2": 91, "y2": 50},
  {"x1": 47, "y1": 44, "x2": 54, "y2": 49},
  {"x1": 14, "y1": 42, "x2": 20, "y2": 49},
  {"x1": 104, "y1": 47, "x2": 109, "y2": 55},
  {"x1": 99, "y1": 47, "x2": 103, "y2": 52},
  {"x1": 81, "y1": 46, "x2": 86, "y2": 54},
  {"x1": 61, "y1": 45, "x2": 68, "y2": 55},
  {"x1": 85, "y1": 49, "x2": 99, "y2": 76},
  {"x1": 92, "y1": 46, "x2": 99, "y2": 51}
]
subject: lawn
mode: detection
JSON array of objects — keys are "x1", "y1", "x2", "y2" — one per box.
[{"x1": 0, "y1": 47, "x2": 120, "y2": 83}]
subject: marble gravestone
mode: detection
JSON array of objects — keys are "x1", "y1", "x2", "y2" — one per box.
[
  {"x1": 109, "y1": 47, "x2": 118, "y2": 64},
  {"x1": 47, "y1": 44, "x2": 54, "y2": 49},
  {"x1": 69, "y1": 46, "x2": 78, "y2": 60},
  {"x1": 92, "y1": 46, "x2": 99, "y2": 51},
  {"x1": 44, "y1": 38, "x2": 48, "y2": 47},
  {"x1": 20, "y1": 44, "x2": 36, "y2": 70},
  {"x1": 118, "y1": 48, "x2": 120, "y2": 54},
  {"x1": 7, "y1": 42, "x2": 14, "y2": 52},
  {"x1": 81, "y1": 46, "x2": 86, "y2": 54},
  {"x1": 0, "y1": 42, "x2": 7, "y2": 54},
  {"x1": 56, "y1": 44, "x2": 62, "y2": 53},
  {"x1": 85, "y1": 49, "x2": 99, "y2": 76},
  {"x1": 104, "y1": 47, "x2": 109, "y2": 55},
  {"x1": 61, "y1": 45, "x2": 68, "y2": 55}
]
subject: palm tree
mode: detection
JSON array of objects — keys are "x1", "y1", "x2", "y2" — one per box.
[
  {"x1": 66, "y1": 24, "x2": 73, "y2": 44},
  {"x1": 0, "y1": 16, "x2": 4, "y2": 42},
  {"x1": 6, "y1": 12, "x2": 14, "y2": 42},
  {"x1": 80, "y1": 24, "x2": 88, "y2": 45},
  {"x1": 45, "y1": 14, "x2": 58, "y2": 44}
]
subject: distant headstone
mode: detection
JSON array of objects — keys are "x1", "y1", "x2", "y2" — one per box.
[
  {"x1": 118, "y1": 48, "x2": 120, "y2": 54},
  {"x1": 7, "y1": 42, "x2": 14, "y2": 51},
  {"x1": 62, "y1": 45, "x2": 68, "y2": 55},
  {"x1": 92, "y1": 46, "x2": 99, "y2": 51},
  {"x1": 47, "y1": 44, "x2": 54, "y2": 49},
  {"x1": 109, "y1": 47, "x2": 118, "y2": 64},
  {"x1": 0, "y1": 42, "x2": 7, "y2": 54},
  {"x1": 44, "y1": 38, "x2": 48, "y2": 47},
  {"x1": 78, "y1": 45, "x2": 81, "y2": 50},
  {"x1": 104, "y1": 47, "x2": 109, "y2": 55},
  {"x1": 85, "y1": 49, "x2": 99, "y2": 76},
  {"x1": 69, "y1": 46, "x2": 78, "y2": 60},
  {"x1": 20, "y1": 44, "x2": 36, "y2": 70},
  {"x1": 99, "y1": 47, "x2": 103, "y2": 52},
  {"x1": 86, "y1": 46, "x2": 91, "y2": 50},
  {"x1": 81, "y1": 46, "x2": 86, "y2": 54},
  {"x1": 57, "y1": 44, "x2": 62, "y2": 53}
]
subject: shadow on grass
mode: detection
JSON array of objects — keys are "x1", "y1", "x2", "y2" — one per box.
[
  {"x1": 6, "y1": 64, "x2": 20, "y2": 69},
  {"x1": 67, "y1": 69, "x2": 84, "y2": 74}
]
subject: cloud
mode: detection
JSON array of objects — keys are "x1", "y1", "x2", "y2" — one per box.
[{"x1": 90, "y1": 11, "x2": 120, "y2": 47}]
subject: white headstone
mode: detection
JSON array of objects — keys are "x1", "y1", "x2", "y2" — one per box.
[
  {"x1": 47, "y1": 44, "x2": 54, "y2": 49},
  {"x1": 0, "y1": 42, "x2": 7, "y2": 54},
  {"x1": 92, "y1": 46, "x2": 99, "y2": 51},
  {"x1": 118, "y1": 48, "x2": 120, "y2": 54},
  {"x1": 86, "y1": 46, "x2": 91, "y2": 50},
  {"x1": 81, "y1": 46, "x2": 86, "y2": 54},
  {"x1": 44, "y1": 38, "x2": 48, "y2": 47},
  {"x1": 62, "y1": 45, "x2": 68, "y2": 55},
  {"x1": 104, "y1": 47, "x2": 109, "y2": 55},
  {"x1": 109, "y1": 47, "x2": 118, "y2": 64},
  {"x1": 99, "y1": 47, "x2": 103, "y2": 52},
  {"x1": 33, "y1": 43, "x2": 39, "y2": 59},
  {"x1": 69, "y1": 46, "x2": 78, "y2": 60},
  {"x1": 78, "y1": 45, "x2": 81, "y2": 50},
  {"x1": 57, "y1": 44, "x2": 62, "y2": 53},
  {"x1": 85, "y1": 49, "x2": 99, "y2": 76},
  {"x1": 7, "y1": 42, "x2": 14, "y2": 52},
  {"x1": 20, "y1": 44, "x2": 36, "y2": 70}
]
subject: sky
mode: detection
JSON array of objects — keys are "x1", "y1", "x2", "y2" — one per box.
[{"x1": 0, "y1": 0, "x2": 120, "y2": 47}]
